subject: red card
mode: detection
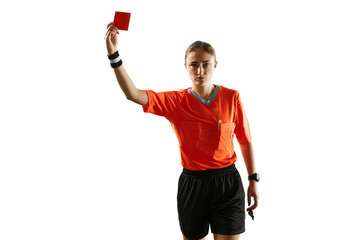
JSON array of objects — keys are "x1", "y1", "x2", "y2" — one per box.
[{"x1": 114, "y1": 11, "x2": 131, "y2": 31}]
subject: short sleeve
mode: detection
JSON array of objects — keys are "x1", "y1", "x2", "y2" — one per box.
[
  {"x1": 234, "y1": 91, "x2": 252, "y2": 143},
  {"x1": 142, "y1": 89, "x2": 181, "y2": 121}
]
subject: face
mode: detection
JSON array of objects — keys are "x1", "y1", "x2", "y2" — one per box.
[{"x1": 185, "y1": 49, "x2": 217, "y2": 87}]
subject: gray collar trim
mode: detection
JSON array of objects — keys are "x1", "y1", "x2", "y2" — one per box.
[{"x1": 186, "y1": 85, "x2": 221, "y2": 106}]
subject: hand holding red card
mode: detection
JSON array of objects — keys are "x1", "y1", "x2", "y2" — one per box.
[{"x1": 114, "y1": 11, "x2": 131, "y2": 31}]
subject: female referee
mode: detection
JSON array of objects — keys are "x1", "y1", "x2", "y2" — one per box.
[{"x1": 105, "y1": 22, "x2": 259, "y2": 240}]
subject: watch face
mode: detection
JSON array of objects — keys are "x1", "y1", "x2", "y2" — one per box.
[{"x1": 249, "y1": 173, "x2": 260, "y2": 181}]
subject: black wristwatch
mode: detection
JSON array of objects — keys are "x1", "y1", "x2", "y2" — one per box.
[{"x1": 248, "y1": 173, "x2": 260, "y2": 182}]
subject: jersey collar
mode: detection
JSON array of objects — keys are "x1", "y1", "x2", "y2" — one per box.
[{"x1": 186, "y1": 84, "x2": 221, "y2": 106}]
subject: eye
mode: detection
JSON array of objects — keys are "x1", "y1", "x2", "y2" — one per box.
[
  {"x1": 204, "y1": 63, "x2": 210, "y2": 67},
  {"x1": 191, "y1": 63, "x2": 197, "y2": 67}
]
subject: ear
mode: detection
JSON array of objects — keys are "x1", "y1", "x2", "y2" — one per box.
[
  {"x1": 214, "y1": 60, "x2": 218, "y2": 69},
  {"x1": 184, "y1": 62, "x2": 188, "y2": 70}
]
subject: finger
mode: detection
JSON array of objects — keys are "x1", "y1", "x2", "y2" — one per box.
[
  {"x1": 104, "y1": 30, "x2": 110, "y2": 40},
  {"x1": 107, "y1": 24, "x2": 119, "y2": 34},
  {"x1": 247, "y1": 192, "x2": 251, "y2": 207},
  {"x1": 107, "y1": 26, "x2": 119, "y2": 35},
  {"x1": 247, "y1": 205, "x2": 256, "y2": 211},
  {"x1": 105, "y1": 31, "x2": 116, "y2": 42},
  {"x1": 247, "y1": 197, "x2": 258, "y2": 211},
  {"x1": 104, "y1": 29, "x2": 113, "y2": 39},
  {"x1": 110, "y1": 30, "x2": 119, "y2": 36},
  {"x1": 108, "y1": 24, "x2": 119, "y2": 31},
  {"x1": 105, "y1": 26, "x2": 114, "y2": 35},
  {"x1": 111, "y1": 28, "x2": 119, "y2": 35},
  {"x1": 247, "y1": 199, "x2": 256, "y2": 211},
  {"x1": 105, "y1": 28, "x2": 117, "y2": 38},
  {"x1": 248, "y1": 203, "x2": 257, "y2": 211},
  {"x1": 107, "y1": 22, "x2": 114, "y2": 29},
  {"x1": 252, "y1": 197, "x2": 258, "y2": 209}
]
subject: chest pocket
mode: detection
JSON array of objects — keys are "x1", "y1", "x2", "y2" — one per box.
[{"x1": 218, "y1": 122, "x2": 235, "y2": 150}]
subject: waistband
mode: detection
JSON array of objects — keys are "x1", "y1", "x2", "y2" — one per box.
[{"x1": 182, "y1": 164, "x2": 237, "y2": 177}]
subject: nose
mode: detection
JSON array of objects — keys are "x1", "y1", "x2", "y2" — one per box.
[{"x1": 197, "y1": 65, "x2": 204, "y2": 75}]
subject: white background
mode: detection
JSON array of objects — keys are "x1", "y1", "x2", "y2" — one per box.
[{"x1": 1, "y1": 0, "x2": 359, "y2": 239}]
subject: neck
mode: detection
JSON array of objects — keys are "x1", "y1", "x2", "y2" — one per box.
[{"x1": 192, "y1": 83, "x2": 215, "y2": 100}]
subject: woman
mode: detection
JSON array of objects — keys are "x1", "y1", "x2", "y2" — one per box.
[{"x1": 105, "y1": 22, "x2": 259, "y2": 240}]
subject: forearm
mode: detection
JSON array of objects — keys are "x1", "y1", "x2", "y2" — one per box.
[
  {"x1": 239, "y1": 141, "x2": 256, "y2": 176},
  {"x1": 112, "y1": 64, "x2": 139, "y2": 101},
  {"x1": 240, "y1": 141, "x2": 259, "y2": 211}
]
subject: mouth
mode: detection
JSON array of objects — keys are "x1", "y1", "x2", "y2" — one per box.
[{"x1": 196, "y1": 77, "x2": 205, "y2": 80}]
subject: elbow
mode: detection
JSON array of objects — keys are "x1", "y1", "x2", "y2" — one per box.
[
  {"x1": 126, "y1": 90, "x2": 138, "y2": 102},
  {"x1": 126, "y1": 95, "x2": 138, "y2": 105},
  {"x1": 126, "y1": 89, "x2": 148, "y2": 106},
  {"x1": 126, "y1": 88, "x2": 140, "y2": 102},
  {"x1": 126, "y1": 94, "x2": 134, "y2": 101},
  {"x1": 126, "y1": 94, "x2": 140, "y2": 105}
]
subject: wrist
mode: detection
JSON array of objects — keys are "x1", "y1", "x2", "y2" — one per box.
[
  {"x1": 248, "y1": 173, "x2": 260, "y2": 182},
  {"x1": 107, "y1": 49, "x2": 117, "y2": 55},
  {"x1": 249, "y1": 180, "x2": 257, "y2": 185},
  {"x1": 107, "y1": 51, "x2": 123, "y2": 68}
]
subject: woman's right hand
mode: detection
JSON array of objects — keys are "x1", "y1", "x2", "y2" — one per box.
[{"x1": 105, "y1": 22, "x2": 119, "y2": 55}]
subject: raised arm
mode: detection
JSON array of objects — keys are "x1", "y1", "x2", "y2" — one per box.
[{"x1": 104, "y1": 22, "x2": 148, "y2": 106}]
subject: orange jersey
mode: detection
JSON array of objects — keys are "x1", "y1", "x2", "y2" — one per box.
[{"x1": 142, "y1": 84, "x2": 251, "y2": 171}]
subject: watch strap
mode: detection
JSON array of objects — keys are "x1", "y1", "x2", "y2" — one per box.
[{"x1": 248, "y1": 173, "x2": 260, "y2": 182}]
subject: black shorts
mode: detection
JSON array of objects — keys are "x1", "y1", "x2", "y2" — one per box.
[{"x1": 177, "y1": 164, "x2": 245, "y2": 240}]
